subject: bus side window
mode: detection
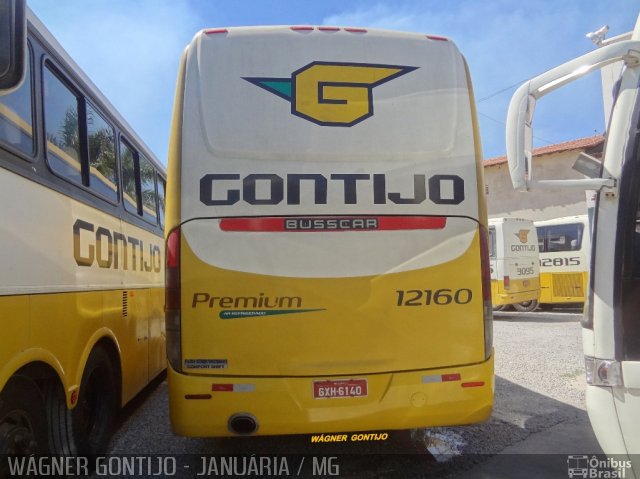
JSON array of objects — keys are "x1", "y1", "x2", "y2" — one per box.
[
  {"x1": 157, "y1": 177, "x2": 166, "y2": 229},
  {"x1": 120, "y1": 139, "x2": 159, "y2": 225},
  {"x1": 87, "y1": 104, "x2": 117, "y2": 202},
  {"x1": 139, "y1": 154, "x2": 157, "y2": 224},
  {"x1": 0, "y1": 44, "x2": 34, "y2": 156},
  {"x1": 537, "y1": 227, "x2": 547, "y2": 253},
  {"x1": 121, "y1": 139, "x2": 139, "y2": 214},
  {"x1": 43, "y1": 63, "x2": 82, "y2": 185}
]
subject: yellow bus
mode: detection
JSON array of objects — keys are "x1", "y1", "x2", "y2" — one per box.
[
  {"x1": 166, "y1": 25, "x2": 493, "y2": 437},
  {"x1": 489, "y1": 217, "x2": 540, "y2": 312},
  {"x1": 535, "y1": 215, "x2": 590, "y2": 305},
  {"x1": 0, "y1": 9, "x2": 166, "y2": 455}
]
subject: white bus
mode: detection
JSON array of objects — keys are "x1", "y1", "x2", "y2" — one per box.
[
  {"x1": 488, "y1": 217, "x2": 540, "y2": 312},
  {"x1": 166, "y1": 25, "x2": 494, "y2": 437},
  {"x1": 0, "y1": 7, "x2": 166, "y2": 455},
  {"x1": 535, "y1": 215, "x2": 590, "y2": 306},
  {"x1": 506, "y1": 12, "x2": 640, "y2": 473}
]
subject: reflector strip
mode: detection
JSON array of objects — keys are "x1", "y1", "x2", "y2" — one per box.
[
  {"x1": 212, "y1": 384, "x2": 256, "y2": 392},
  {"x1": 422, "y1": 373, "x2": 461, "y2": 383},
  {"x1": 212, "y1": 384, "x2": 233, "y2": 392},
  {"x1": 461, "y1": 381, "x2": 485, "y2": 388},
  {"x1": 344, "y1": 27, "x2": 367, "y2": 33},
  {"x1": 220, "y1": 216, "x2": 447, "y2": 232},
  {"x1": 426, "y1": 35, "x2": 448, "y2": 41}
]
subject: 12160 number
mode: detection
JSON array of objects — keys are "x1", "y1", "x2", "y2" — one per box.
[{"x1": 396, "y1": 288, "x2": 473, "y2": 306}]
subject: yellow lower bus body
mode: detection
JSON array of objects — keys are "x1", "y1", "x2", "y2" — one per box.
[
  {"x1": 0, "y1": 288, "x2": 165, "y2": 409},
  {"x1": 491, "y1": 278, "x2": 540, "y2": 307},
  {"x1": 539, "y1": 272, "x2": 587, "y2": 304},
  {"x1": 168, "y1": 354, "x2": 494, "y2": 437}
]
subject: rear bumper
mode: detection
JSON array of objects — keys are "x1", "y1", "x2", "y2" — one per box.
[
  {"x1": 491, "y1": 278, "x2": 540, "y2": 306},
  {"x1": 168, "y1": 354, "x2": 494, "y2": 437}
]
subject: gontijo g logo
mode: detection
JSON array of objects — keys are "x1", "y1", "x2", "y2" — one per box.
[{"x1": 244, "y1": 62, "x2": 417, "y2": 126}]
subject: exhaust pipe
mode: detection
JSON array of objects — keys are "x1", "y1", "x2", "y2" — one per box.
[{"x1": 228, "y1": 413, "x2": 259, "y2": 435}]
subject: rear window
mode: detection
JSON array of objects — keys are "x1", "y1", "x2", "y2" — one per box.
[{"x1": 196, "y1": 30, "x2": 471, "y2": 163}]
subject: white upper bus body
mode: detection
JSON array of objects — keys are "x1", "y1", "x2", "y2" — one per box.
[
  {"x1": 181, "y1": 27, "x2": 480, "y2": 279},
  {"x1": 1, "y1": 10, "x2": 165, "y2": 297},
  {"x1": 506, "y1": 12, "x2": 640, "y2": 473}
]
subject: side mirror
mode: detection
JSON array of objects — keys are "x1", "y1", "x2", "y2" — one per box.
[
  {"x1": 0, "y1": 0, "x2": 27, "y2": 93},
  {"x1": 572, "y1": 152, "x2": 602, "y2": 179},
  {"x1": 505, "y1": 40, "x2": 640, "y2": 191}
]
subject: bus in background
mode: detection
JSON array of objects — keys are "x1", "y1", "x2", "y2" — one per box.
[
  {"x1": 506, "y1": 12, "x2": 640, "y2": 473},
  {"x1": 0, "y1": 8, "x2": 166, "y2": 455},
  {"x1": 535, "y1": 215, "x2": 590, "y2": 307},
  {"x1": 488, "y1": 217, "x2": 540, "y2": 312},
  {"x1": 166, "y1": 25, "x2": 493, "y2": 437}
]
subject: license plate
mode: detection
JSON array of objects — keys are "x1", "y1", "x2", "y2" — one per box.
[{"x1": 313, "y1": 379, "x2": 368, "y2": 399}]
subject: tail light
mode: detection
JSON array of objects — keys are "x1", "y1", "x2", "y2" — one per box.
[
  {"x1": 585, "y1": 357, "x2": 623, "y2": 387},
  {"x1": 504, "y1": 275, "x2": 511, "y2": 290},
  {"x1": 479, "y1": 225, "x2": 494, "y2": 360},
  {"x1": 166, "y1": 227, "x2": 182, "y2": 372}
]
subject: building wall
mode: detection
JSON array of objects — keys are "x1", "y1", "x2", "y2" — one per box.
[{"x1": 484, "y1": 150, "x2": 591, "y2": 221}]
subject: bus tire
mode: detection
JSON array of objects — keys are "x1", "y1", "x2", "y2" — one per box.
[
  {"x1": 513, "y1": 300, "x2": 539, "y2": 312},
  {"x1": 46, "y1": 346, "x2": 118, "y2": 455},
  {"x1": 0, "y1": 376, "x2": 48, "y2": 456}
]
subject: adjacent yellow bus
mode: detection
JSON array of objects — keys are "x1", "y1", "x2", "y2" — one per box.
[
  {"x1": 166, "y1": 25, "x2": 494, "y2": 437},
  {"x1": 535, "y1": 215, "x2": 590, "y2": 305},
  {"x1": 488, "y1": 217, "x2": 540, "y2": 312},
  {"x1": 0, "y1": 9, "x2": 166, "y2": 455}
]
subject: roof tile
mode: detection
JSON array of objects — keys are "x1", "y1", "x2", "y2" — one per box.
[{"x1": 484, "y1": 135, "x2": 605, "y2": 167}]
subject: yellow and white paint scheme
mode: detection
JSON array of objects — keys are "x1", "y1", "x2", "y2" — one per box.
[
  {"x1": 0, "y1": 9, "x2": 166, "y2": 454},
  {"x1": 167, "y1": 25, "x2": 493, "y2": 437},
  {"x1": 0, "y1": 170, "x2": 165, "y2": 407},
  {"x1": 489, "y1": 217, "x2": 540, "y2": 307},
  {"x1": 535, "y1": 215, "x2": 590, "y2": 305}
]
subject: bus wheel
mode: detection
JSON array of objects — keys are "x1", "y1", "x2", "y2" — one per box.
[
  {"x1": 513, "y1": 300, "x2": 539, "y2": 312},
  {"x1": 47, "y1": 346, "x2": 117, "y2": 455},
  {"x1": 0, "y1": 376, "x2": 48, "y2": 456}
]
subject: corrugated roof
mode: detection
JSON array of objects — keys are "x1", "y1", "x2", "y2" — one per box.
[{"x1": 484, "y1": 135, "x2": 605, "y2": 167}]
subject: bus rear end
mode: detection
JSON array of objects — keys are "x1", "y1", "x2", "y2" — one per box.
[
  {"x1": 166, "y1": 26, "x2": 493, "y2": 436},
  {"x1": 489, "y1": 218, "x2": 540, "y2": 310}
]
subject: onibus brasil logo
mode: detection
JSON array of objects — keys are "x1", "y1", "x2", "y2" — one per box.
[{"x1": 244, "y1": 61, "x2": 418, "y2": 126}]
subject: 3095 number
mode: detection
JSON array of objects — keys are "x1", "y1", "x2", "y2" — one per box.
[{"x1": 396, "y1": 288, "x2": 473, "y2": 306}]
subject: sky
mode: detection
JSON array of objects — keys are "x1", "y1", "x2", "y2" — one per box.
[{"x1": 28, "y1": 0, "x2": 639, "y2": 166}]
